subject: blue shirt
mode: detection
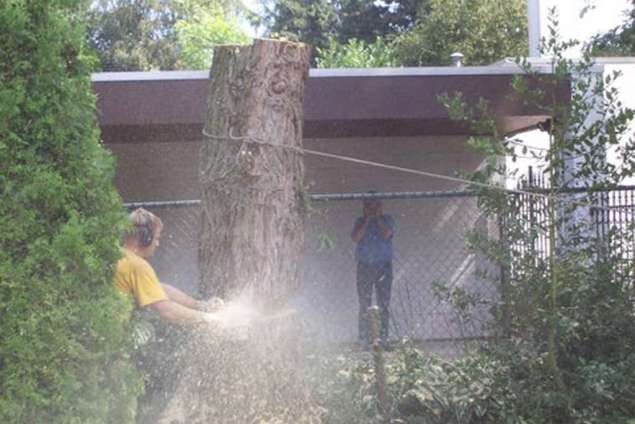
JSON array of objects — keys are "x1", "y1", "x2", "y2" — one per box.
[{"x1": 352, "y1": 215, "x2": 395, "y2": 263}]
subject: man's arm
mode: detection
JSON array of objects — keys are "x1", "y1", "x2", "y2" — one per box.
[
  {"x1": 376, "y1": 215, "x2": 393, "y2": 239},
  {"x1": 148, "y1": 299, "x2": 213, "y2": 324},
  {"x1": 161, "y1": 283, "x2": 199, "y2": 309},
  {"x1": 351, "y1": 217, "x2": 369, "y2": 243}
]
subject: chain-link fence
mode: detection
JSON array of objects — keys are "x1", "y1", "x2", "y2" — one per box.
[
  {"x1": 127, "y1": 186, "x2": 635, "y2": 358},
  {"x1": 128, "y1": 191, "x2": 497, "y2": 357}
]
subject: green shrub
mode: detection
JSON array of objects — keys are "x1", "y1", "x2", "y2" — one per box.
[
  {"x1": 0, "y1": 1, "x2": 141, "y2": 422},
  {"x1": 316, "y1": 36, "x2": 397, "y2": 68}
]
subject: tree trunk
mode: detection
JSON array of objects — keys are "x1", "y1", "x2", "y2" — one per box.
[
  {"x1": 199, "y1": 39, "x2": 310, "y2": 307},
  {"x1": 155, "y1": 40, "x2": 318, "y2": 424}
]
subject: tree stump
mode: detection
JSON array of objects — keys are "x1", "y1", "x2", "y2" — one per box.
[{"x1": 199, "y1": 39, "x2": 311, "y2": 307}]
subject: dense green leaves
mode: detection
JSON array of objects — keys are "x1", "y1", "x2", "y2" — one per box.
[
  {"x1": 264, "y1": 0, "x2": 428, "y2": 63},
  {"x1": 86, "y1": 0, "x2": 181, "y2": 71},
  {"x1": 175, "y1": 1, "x2": 250, "y2": 70},
  {"x1": 264, "y1": 0, "x2": 338, "y2": 58},
  {"x1": 392, "y1": 0, "x2": 527, "y2": 66},
  {"x1": 591, "y1": 0, "x2": 635, "y2": 57},
  {"x1": 86, "y1": 0, "x2": 250, "y2": 71},
  {"x1": 316, "y1": 37, "x2": 397, "y2": 68},
  {"x1": 429, "y1": 13, "x2": 635, "y2": 423},
  {"x1": 0, "y1": 1, "x2": 141, "y2": 422},
  {"x1": 266, "y1": 0, "x2": 526, "y2": 68}
]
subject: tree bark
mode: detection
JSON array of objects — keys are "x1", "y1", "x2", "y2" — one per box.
[{"x1": 199, "y1": 39, "x2": 310, "y2": 307}]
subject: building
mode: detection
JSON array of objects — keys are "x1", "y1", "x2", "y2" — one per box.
[{"x1": 94, "y1": 66, "x2": 568, "y2": 346}]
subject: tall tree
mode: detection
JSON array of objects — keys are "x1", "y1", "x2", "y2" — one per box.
[
  {"x1": 0, "y1": 0, "x2": 139, "y2": 422},
  {"x1": 175, "y1": 0, "x2": 251, "y2": 69},
  {"x1": 264, "y1": 0, "x2": 338, "y2": 56},
  {"x1": 393, "y1": 0, "x2": 527, "y2": 66},
  {"x1": 86, "y1": 0, "x2": 181, "y2": 71},
  {"x1": 590, "y1": 0, "x2": 635, "y2": 56},
  {"x1": 264, "y1": 0, "x2": 427, "y2": 57},
  {"x1": 336, "y1": 0, "x2": 428, "y2": 43},
  {"x1": 86, "y1": 0, "x2": 250, "y2": 71}
]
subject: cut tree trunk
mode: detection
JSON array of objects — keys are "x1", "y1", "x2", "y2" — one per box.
[
  {"x1": 199, "y1": 38, "x2": 311, "y2": 307},
  {"x1": 155, "y1": 40, "x2": 318, "y2": 424}
]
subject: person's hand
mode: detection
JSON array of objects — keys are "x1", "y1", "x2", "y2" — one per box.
[
  {"x1": 363, "y1": 205, "x2": 371, "y2": 219},
  {"x1": 198, "y1": 296, "x2": 225, "y2": 312},
  {"x1": 200, "y1": 312, "x2": 221, "y2": 324}
]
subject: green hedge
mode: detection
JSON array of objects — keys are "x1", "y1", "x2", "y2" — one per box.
[{"x1": 0, "y1": 1, "x2": 141, "y2": 422}]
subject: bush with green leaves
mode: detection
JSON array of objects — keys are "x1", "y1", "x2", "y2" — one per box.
[
  {"x1": 0, "y1": 1, "x2": 141, "y2": 422},
  {"x1": 429, "y1": 12, "x2": 635, "y2": 423},
  {"x1": 392, "y1": 0, "x2": 527, "y2": 66},
  {"x1": 314, "y1": 13, "x2": 635, "y2": 424},
  {"x1": 316, "y1": 36, "x2": 397, "y2": 68}
]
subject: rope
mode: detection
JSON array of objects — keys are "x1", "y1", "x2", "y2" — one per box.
[{"x1": 201, "y1": 128, "x2": 548, "y2": 198}]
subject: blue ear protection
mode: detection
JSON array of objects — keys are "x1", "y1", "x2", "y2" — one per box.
[
  {"x1": 138, "y1": 222, "x2": 154, "y2": 247},
  {"x1": 136, "y1": 210, "x2": 154, "y2": 247}
]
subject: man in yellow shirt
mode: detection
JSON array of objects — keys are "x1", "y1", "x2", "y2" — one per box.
[{"x1": 114, "y1": 208, "x2": 221, "y2": 323}]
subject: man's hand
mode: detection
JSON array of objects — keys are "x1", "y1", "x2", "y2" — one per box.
[
  {"x1": 198, "y1": 296, "x2": 225, "y2": 312},
  {"x1": 200, "y1": 312, "x2": 221, "y2": 324}
]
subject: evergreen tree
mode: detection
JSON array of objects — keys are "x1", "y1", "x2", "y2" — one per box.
[{"x1": 0, "y1": 1, "x2": 140, "y2": 422}]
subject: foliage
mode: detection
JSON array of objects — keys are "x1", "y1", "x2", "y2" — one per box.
[
  {"x1": 0, "y1": 1, "x2": 141, "y2": 422},
  {"x1": 335, "y1": 0, "x2": 428, "y2": 44},
  {"x1": 86, "y1": 0, "x2": 250, "y2": 71},
  {"x1": 310, "y1": 9, "x2": 635, "y2": 424},
  {"x1": 264, "y1": 0, "x2": 338, "y2": 59},
  {"x1": 392, "y1": 0, "x2": 527, "y2": 66},
  {"x1": 590, "y1": 0, "x2": 635, "y2": 57},
  {"x1": 316, "y1": 37, "x2": 397, "y2": 68},
  {"x1": 312, "y1": 342, "x2": 635, "y2": 424},
  {"x1": 86, "y1": 0, "x2": 181, "y2": 71},
  {"x1": 264, "y1": 0, "x2": 427, "y2": 62},
  {"x1": 174, "y1": 0, "x2": 250, "y2": 70},
  {"x1": 428, "y1": 11, "x2": 635, "y2": 423}
]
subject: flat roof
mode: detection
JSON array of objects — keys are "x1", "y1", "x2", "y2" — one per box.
[
  {"x1": 93, "y1": 65, "x2": 570, "y2": 143},
  {"x1": 91, "y1": 64, "x2": 556, "y2": 83}
]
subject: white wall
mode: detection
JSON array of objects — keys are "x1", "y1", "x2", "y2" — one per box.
[{"x1": 530, "y1": 0, "x2": 630, "y2": 57}]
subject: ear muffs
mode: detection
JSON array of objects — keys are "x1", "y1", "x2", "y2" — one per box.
[{"x1": 138, "y1": 223, "x2": 154, "y2": 247}]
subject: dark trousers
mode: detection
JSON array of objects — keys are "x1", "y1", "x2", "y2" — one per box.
[{"x1": 357, "y1": 261, "x2": 392, "y2": 345}]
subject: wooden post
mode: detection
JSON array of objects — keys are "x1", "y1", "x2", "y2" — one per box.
[
  {"x1": 199, "y1": 39, "x2": 311, "y2": 307},
  {"x1": 369, "y1": 305, "x2": 390, "y2": 422}
]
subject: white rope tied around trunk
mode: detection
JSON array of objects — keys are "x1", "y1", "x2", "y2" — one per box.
[
  {"x1": 202, "y1": 127, "x2": 624, "y2": 213},
  {"x1": 202, "y1": 127, "x2": 549, "y2": 198}
]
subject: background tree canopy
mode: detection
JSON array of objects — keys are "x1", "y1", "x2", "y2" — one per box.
[
  {"x1": 263, "y1": 0, "x2": 428, "y2": 59},
  {"x1": 590, "y1": 0, "x2": 635, "y2": 57},
  {"x1": 86, "y1": 0, "x2": 251, "y2": 71},
  {"x1": 265, "y1": 0, "x2": 526, "y2": 67},
  {"x1": 86, "y1": 0, "x2": 529, "y2": 70},
  {"x1": 392, "y1": 0, "x2": 527, "y2": 66}
]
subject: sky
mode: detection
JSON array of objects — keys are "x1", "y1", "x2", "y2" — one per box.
[{"x1": 542, "y1": 0, "x2": 631, "y2": 56}]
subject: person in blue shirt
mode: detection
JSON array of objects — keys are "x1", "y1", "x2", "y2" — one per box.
[{"x1": 351, "y1": 194, "x2": 395, "y2": 348}]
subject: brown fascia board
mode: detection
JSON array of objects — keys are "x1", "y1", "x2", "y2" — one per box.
[{"x1": 93, "y1": 68, "x2": 570, "y2": 143}]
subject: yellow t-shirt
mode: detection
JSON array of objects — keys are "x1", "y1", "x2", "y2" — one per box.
[{"x1": 114, "y1": 248, "x2": 168, "y2": 307}]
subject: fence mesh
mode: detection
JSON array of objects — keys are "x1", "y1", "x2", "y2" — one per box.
[{"x1": 131, "y1": 186, "x2": 635, "y2": 358}]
